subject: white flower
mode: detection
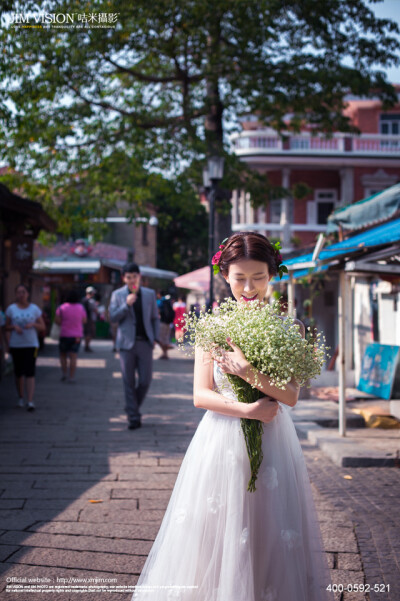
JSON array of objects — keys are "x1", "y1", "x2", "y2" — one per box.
[
  {"x1": 167, "y1": 588, "x2": 182, "y2": 600},
  {"x1": 261, "y1": 466, "x2": 278, "y2": 490},
  {"x1": 281, "y1": 529, "x2": 301, "y2": 550},
  {"x1": 226, "y1": 448, "x2": 237, "y2": 466},
  {"x1": 181, "y1": 297, "x2": 329, "y2": 491},
  {"x1": 207, "y1": 495, "x2": 223, "y2": 514},
  {"x1": 174, "y1": 507, "x2": 187, "y2": 524},
  {"x1": 240, "y1": 527, "x2": 249, "y2": 545},
  {"x1": 182, "y1": 297, "x2": 328, "y2": 390}
]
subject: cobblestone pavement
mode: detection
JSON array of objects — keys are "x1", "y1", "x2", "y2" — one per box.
[
  {"x1": 304, "y1": 442, "x2": 400, "y2": 601},
  {"x1": 0, "y1": 340, "x2": 399, "y2": 601}
]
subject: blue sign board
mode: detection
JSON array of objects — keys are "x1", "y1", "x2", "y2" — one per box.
[{"x1": 358, "y1": 343, "x2": 400, "y2": 400}]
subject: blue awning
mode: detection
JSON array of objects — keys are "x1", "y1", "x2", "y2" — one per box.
[{"x1": 274, "y1": 216, "x2": 400, "y2": 282}]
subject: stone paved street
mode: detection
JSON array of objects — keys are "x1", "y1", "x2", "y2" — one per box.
[
  {"x1": 304, "y1": 443, "x2": 400, "y2": 601},
  {"x1": 0, "y1": 340, "x2": 399, "y2": 601}
]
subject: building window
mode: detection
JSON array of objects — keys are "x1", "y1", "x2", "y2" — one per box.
[
  {"x1": 307, "y1": 189, "x2": 337, "y2": 225},
  {"x1": 380, "y1": 114, "x2": 400, "y2": 135},
  {"x1": 268, "y1": 199, "x2": 293, "y2": 224},
  {"x1": 317, "y1": 201, "x2": 335, "y2": 224},
  {"x1": 269, "y1": 199, "x2": 282, "y2": 224}
]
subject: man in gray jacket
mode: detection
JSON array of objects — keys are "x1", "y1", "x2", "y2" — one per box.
[{"x1": 109, "y1": 263, "x2": 160, "y2": 429}]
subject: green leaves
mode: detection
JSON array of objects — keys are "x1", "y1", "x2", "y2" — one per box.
[{"x1": 0, "y1": 0, "x2": 398, "y2": 245}]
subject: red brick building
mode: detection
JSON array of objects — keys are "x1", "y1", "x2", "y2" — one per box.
[{"x1": 230, "y1": 89, "x2": 400, "y2": 250}]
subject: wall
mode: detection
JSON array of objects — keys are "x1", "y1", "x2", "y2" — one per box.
[
  {"x1": 352, "y1": 278, "x2": 373, "y2": 384},
  {"x1": 377, "y1": 281, "x2": 400, "y2": 346},
  {"x1": 353, "y1": 167, "x2": 400, "y2": 202},
  {"x1": 102, "y1": 221, "x2": 157, "y2": 267},
  {"x1": 294, "y1": 274, "x2": 339, "y2": 368},
  {"x1": 134, "y1": 223, "x2": 157, "y2": 267},
  {"x1": 104, "y1": 222, "x2": 134, "y2": 248}
]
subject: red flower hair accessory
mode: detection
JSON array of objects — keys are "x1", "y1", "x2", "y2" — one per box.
[{"x1": 212, "y1": 238, "x2": 228, "y2": 274}]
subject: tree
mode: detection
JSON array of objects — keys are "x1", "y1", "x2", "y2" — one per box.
[
  {"x1": 155, "y1": 177, "x2": 209, "y2": 273},
  {"x1": 0, "y1": 0, "x2": 399, "y2": 243}
]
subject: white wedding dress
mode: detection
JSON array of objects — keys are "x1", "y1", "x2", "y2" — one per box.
[{"x1": 132, "y1": 362, "x2": 334, "y2": 601}]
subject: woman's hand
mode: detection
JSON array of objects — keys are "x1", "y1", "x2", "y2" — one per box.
[
  {"x1": 25, "y1": 317, "x2": 46, "y2": 333},
  {"x1": 211, "y1": 337, "x2": 250, "y2": 378},
  {"x1": 14, "y1": 324, "x2": 23, "y2": 334},
  {"x1": 246, "y1": 396, "x2": 279, "y2": 423}
]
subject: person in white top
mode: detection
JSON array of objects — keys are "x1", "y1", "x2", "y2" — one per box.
[{"x1": 5, "y1": 284, "x2": 45, "y2": 411}]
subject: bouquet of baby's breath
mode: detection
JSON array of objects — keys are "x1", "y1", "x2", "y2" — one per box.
[{"x1": 181, "y1": 298, "x2": 328, "y2": 492}]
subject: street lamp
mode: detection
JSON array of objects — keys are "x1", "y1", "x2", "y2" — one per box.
[{"x1": 203, "y1": 155, "x2": 225, "y2": 311}]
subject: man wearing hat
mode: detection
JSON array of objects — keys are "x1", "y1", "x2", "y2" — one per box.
[
  {"x1": 82, "y1": 286, "x2": 98, "y2": 352},
  {"x1": 109, "y1": 262, "x2": 160, "y2": 430}
]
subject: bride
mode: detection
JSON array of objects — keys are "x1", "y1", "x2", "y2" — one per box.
[{"x1": 132, "y1": 232, "x2": 334, "y2": 601}]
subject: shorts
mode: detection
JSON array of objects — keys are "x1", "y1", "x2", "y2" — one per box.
[
  {"x1": 10, "y1": 347, "x2": 38, "y2": 378},
  {"x1": 159, "y1": 322, "x2": 171, "y2": 346},
  {"x1": 59, "y1": 337, "x2": 82, "y2": 354}
]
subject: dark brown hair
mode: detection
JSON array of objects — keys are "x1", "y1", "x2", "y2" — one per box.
[{"x1": 218, "y1": 232, "x2": 278, "y2": 277}]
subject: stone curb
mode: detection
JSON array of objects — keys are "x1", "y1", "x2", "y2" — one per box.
[{"x1": 295, "y1": 421, "x2": 398, "y2": 467}]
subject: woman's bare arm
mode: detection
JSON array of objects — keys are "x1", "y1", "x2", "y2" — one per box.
[
  {"x1": 33, "y1": 315, "x2": 46, "y2": 332},
  {"x1": 241, "y1": 370, "x2": 299, "y2": 408},
  {"x1": 193, "y1": 346, "x2": 278, "y2": 423}
]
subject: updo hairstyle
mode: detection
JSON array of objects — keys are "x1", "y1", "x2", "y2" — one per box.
[{"x1": 218, "y1": 232, "x2": 278, "y2": 278}]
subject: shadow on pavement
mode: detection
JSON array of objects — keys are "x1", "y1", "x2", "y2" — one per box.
[{"x1": 0, "y1": 339, "x2": 198, "y2": 600}]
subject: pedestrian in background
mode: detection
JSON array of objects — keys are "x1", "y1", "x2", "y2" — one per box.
[
  {"x1": 158, "y1": 291, "x2": 175, "y2": 359},
  {"x1": 4, "y1": 284, "x2": 45, "y2": 411},
  {"x1": 172, "y1": 295, "x2": 186, "y2": 342},
  {"x1": 109, "y1": 263, "x2": 160, "y2": 430},
  {"x1": 0, "y1": 305, "x2": 6, "y2": 381},
  {"x1": 82, "y1": 286, "x2": 98, "y2": 352},
  {"x1": 55, "y1": 289, "x2": 87, "y2": 383}
]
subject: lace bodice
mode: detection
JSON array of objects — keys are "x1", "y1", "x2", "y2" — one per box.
[{"x1": 213, "y1": 361, "x2": 238, "y2": 401}]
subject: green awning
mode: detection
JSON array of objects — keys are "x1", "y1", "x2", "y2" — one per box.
[
  {"x1": 272, "y1": 216, "x2": 400, "y2": 283},
  {"x1": 326, "y1": 183, "x2": 400, "y2": 234}
]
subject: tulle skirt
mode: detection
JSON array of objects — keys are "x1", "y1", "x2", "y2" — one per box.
[{"x1": 132, "y1": 404, "x2": 334, "y2": 601}]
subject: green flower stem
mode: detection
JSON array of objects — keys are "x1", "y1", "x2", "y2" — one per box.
[{"x1": 227, "y1": 373, "x2": 264, "y2": 492}]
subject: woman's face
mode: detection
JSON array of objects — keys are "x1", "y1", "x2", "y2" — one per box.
[
  {"x1": 224, "y1": 259, "x2": 272, "y2": 304},
  {"x1": 16, "y1": 286, "x2": 29, "y2": 304}
]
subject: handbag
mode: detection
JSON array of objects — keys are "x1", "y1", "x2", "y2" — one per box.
[{"x1": 50, "y1": 321, "x2": 60, "y2": 340}]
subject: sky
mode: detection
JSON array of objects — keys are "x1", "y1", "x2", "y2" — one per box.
[{"x1": 368, "y1": 0, "x2": 400, "y2": 83}]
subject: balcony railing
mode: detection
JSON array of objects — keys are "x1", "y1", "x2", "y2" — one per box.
[{"x1": 231, "y1": 131, "x2": 400, "y2": 156}]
